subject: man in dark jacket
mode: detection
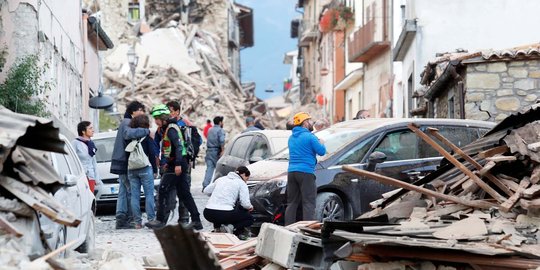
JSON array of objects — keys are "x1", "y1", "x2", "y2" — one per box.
[
  {"x1": 111, "y1": 101, "x2": 150, "y2": 229},
  {"x1": 285, "y1": 112, "x2": 326, "y2": 225},
  {"x1": 146, "y1": 104, "x2": 203, "y2": 230}
]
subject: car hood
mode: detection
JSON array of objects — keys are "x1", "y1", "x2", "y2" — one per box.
[
  {"x1": 96, "y1": 162, "x2": 118, "y2": 180},
  {"x1": 247, "y1": 159, "x2": 288, "y2": 182}
]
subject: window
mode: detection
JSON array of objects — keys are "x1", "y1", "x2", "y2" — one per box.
[
  {"x1": 247, "y1": 137, "x2": 269, "y2": 161},
  {"x1": 64, "y1": 144, "x2": 82, "y2": 175},
  {"x1": 337, "y1": 136, "x2": 377, "y2": 165},
  {"x1": 374, "y1": 130, "x2": 418, "y2": 161},
  {"x1": 94, "y1": 137, "x2": 116, "y2": 163},
  {"x1": 230, "y1": 136, "x2": 253, "y2": 159},
  {"x1": 419, "y1": 126, "x2": 481, "y2": 158},
  {"x1": 54, "y1": 153, "x2": 71, "y2": 177}
]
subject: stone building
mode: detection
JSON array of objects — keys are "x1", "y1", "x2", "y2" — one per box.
[{"x1": 417, "y1": 45, "x2": 540, "y2": 122}]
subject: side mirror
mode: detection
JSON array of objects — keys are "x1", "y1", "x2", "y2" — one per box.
[
  {"x1": 366, "y1": 151, "x2": 387, "y2": 172},
  {"x1": 64, "y1": 174, "x2": 78, "y2": 187},
  {"x1": 249, "y1": 156, "x2": 263, "y2": 164}
]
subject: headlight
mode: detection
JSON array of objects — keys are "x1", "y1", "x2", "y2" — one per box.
[{"x1": 254, "y1": 176, "x2": 288, "y2": 198}]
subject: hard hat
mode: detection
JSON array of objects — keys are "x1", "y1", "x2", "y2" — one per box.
[
  {"x1": 293, "y1": 112, "x2": 311, "y2": 126},
  {"x1": 151, "y1": 104, "x2": 170, "y2": 117}
]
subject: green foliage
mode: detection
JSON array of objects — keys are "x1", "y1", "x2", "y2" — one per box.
[
  {"x1": 99, "y1": 109, "x2": 120, "y2": 131},
  {"x1": 0, "y1": 54, "x2": 50, "y2": 117}
]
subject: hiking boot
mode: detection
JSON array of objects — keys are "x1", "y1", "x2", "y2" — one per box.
[
  {"x1": 220, "y1": 224, "x2": 234, "y2": 234},
  {"x1": 145, "y1": 220, "x2": 165, "y2": 229},
  {"x1": 184, "y1": 221, "x2": 203, "y2": 230}
]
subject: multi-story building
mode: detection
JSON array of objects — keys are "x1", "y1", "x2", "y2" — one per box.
[
  {"x1": 393, "y1": 0, "x2": 540, "y2": 118},
  {"x1": 0, "y1": 1, "x2": 113, "y2": 137}
]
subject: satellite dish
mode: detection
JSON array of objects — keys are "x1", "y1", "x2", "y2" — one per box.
[{"x1": 89, "y1": 91, "x2": 114, "y2": 109}]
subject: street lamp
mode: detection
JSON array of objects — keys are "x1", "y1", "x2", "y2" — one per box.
[{"x1": 127, "y1": 46, "x2": 139, "y2": 91}]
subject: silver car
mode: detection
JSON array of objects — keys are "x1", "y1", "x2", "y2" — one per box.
[{"x1": 93, "y1": 131, "x2": 160, "y2": 207}]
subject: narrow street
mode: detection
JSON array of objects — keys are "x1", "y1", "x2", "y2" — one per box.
[{"x1": 95, "y1": 165, "x2": 211, "y2": 259}]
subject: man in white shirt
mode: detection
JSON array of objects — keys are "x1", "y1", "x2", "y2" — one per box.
[{"x1": 203, "y1": 166, "x2": 253, "y2": 239}]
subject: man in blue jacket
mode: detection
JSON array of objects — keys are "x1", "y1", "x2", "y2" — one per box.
[{"x1": 285, "y1": 112, "x2": 326, "y2": 225}]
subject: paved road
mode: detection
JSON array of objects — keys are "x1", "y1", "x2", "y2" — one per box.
[{"x1": 95, "y1": 164, "x2": 212, "y2": 259}]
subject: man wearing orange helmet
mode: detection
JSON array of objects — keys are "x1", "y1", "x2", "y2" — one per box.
[{"x1": 285, "y1": 112, "x2": 326, "y2": 225}]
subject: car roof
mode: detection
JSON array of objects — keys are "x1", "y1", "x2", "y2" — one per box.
[
  {"x1": 242, "y1": 129, "x2": 292, "y2": 138},
  {"x1": 93, "y1": 131, "x2": 117, "y2": 140},
  {"x1": 329, "y1": 118, "x2": 496, "y2": 130}
]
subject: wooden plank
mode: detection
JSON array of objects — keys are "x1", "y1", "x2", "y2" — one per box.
[
  {"x1": 450, "y1": 175, "x2": 469, "y2": 190},
  {"x1": 485, "y1": 155, "x2": 517, "y2": 162},
  {"x1": 219, "y1": 254, "x2": 260, "y2": 270},
  {"x1": 0, "y1": 215, "x2": 23, "y2": 237},
  {"x1": 478, "y1": 146, "x2": 509, "y2": 158},
  {"x1": 342, "y1": 166, "x2": 495, "y2": 209},
  {"x1": 412, "y1": 125, "x2": 506, "y2": 202},
  {"x1": 219, "y1": 238, "x2": 257, "y2": 255},
  {"x1": 531, "y1": 165, "x2": 540, "y2": 184},
  {"x1": 500, "y1": 179, "x2": 530, "y2": 212},
  {"x1": 478, "y1": 161, "x2": 496, "y2": 176},
  {"x1": 184, "y1": 25, "x2": 199, "y2": 48}
]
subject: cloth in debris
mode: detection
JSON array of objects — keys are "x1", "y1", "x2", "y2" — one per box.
[
  {"x1": 72, "y1": 137, "x2": 100, "y2": 182},
  {"x1": 203, "y1": 172, "x2": 253, "y2": 211},
  {"x1": 288, "y1": 126, "x2": 326, "y2": 174}
]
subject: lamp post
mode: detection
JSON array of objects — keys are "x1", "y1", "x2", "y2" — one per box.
[{"x1": 127, "y1": 46, "x2": 139, "y2": 91}]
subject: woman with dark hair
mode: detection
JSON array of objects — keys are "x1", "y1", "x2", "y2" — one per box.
[
  {"x1": 203, "y1": 166, "x2": 254, "y2": 240},
  {"x1": 72, "y1": 121, "x2": 101, "y2": 187},
  {"x1": 128, "y1": 114, "x2": 159, "y2": 229}
]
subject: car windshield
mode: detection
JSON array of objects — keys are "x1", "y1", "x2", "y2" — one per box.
[
  {"x1": 94, "y1": 137, "x2": 116, "y2": 163},
  {"x1": 269, "y1": 128, "x2": 369, "y2": 161}
]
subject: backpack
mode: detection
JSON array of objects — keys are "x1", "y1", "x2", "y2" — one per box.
[
  {"x1": 125, "y1": 137, "x2": 151, "y2": 170},
  {"x1": 180, "y1": 126, "x2": 202, "y2": 168}
]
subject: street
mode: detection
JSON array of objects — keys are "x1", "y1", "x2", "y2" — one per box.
[{"x1": 95, "y1": 165, "x2": 212, "y2": 259}]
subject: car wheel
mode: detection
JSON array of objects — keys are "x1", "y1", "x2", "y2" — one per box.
[
  {"x1": 76, "y1": 213, "x2": 95, "y2": 253},
  {"x1": 315, "y1": 192, "x2": 346, "y2": 222}
]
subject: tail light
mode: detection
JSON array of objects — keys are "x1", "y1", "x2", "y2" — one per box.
[{"x1": 87, "y1": 177, "x2": 96, "y2": 193}]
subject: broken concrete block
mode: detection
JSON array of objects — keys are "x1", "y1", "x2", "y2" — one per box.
[
  {"x1": 261, "y1": 262, "x2": 286, "y2": 270},
  {"x1": 142, "y1": 252, "x2": 167, "y2": 267},
  {"x1": 329, "y1": 260, "x2": 361, "y2": 270},
  {"x1": 98, "y1": 257, "x2": 144, "y2": 270},
  {"x1": 433, "y1": 217, "x2": 487, "y2": 240}
]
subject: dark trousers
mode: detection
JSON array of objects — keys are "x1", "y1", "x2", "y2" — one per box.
[
  {"x1": 178, "y1": 166, "x2": 192, "y2": 223},
  {"x1": 156, "y1": 170, "x2": 200, "y2": 223},
  {"x1": 284, "y1": 171, "x2": 316, "y2": 225},
  {"x1": 203, "y1": 208, "x2": 253, "y2": 232}
]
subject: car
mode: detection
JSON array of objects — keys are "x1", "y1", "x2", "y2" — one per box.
[
  {"x1": 212, "y1": 130, "x2": 291, "y2": 180},
  {"x1": 93, "y1": 131, "x2": 160, "y2": 207},
  {"x1": 39, "y1": 134, "x2": 96, "y2": 254},
  {"x1": 248, "y1": 118, "x2": 496, "y2": 225}
]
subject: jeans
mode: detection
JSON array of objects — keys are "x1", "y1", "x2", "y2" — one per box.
[
  {"x1": 128, "y1": 166, "x2": 156, "y2": 225},
  {"x1": 116, "y1": 174, "x2": 132, "y2": 224},
  {"x1": 284, "y1": 172, "x2": 316, "y2": 225},
  {"x1": 203, "y1": 149, "x2": 219, "y2": 189}
]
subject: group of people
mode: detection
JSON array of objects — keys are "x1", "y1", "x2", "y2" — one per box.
[{"x1": 73, "y1": 99, "x2": 349, "y2": 238}]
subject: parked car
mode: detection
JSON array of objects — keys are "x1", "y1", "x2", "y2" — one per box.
[
  {"x1": 39, "y1": 134, "x2": 96, "y2": 253},
  {"x1": 248, "y1": 118, "x2": 495, "y2": 225},
  {"x1": 93, "y1": 131, "x2": 160, "y2": 207},
  {"x1": 212, "y1": 130, "x2": 291, "y2": 181}
]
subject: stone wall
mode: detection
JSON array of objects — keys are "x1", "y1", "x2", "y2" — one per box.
[{"x1": 464, "y1": 59, "x2": 540, "y2": 122}]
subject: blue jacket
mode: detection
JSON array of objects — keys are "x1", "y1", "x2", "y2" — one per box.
[{"x1": 288, "y1": 127, "x2": 326, "y2": 174}]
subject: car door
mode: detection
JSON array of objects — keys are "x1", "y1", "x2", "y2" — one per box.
[
  {"x1": 215, "y1": 134, "x2": 254, "y2": 179},
  {"x1": 57, "y1": 145, "x2": 85, "y2": 239}
]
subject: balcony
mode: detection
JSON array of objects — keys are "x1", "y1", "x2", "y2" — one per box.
[
  {"x1": 348, "y1": 19, "x2": 390, "y2": 63},
  {"x1": 299, "y1": 19, "x2": 318, "y2": 47}
]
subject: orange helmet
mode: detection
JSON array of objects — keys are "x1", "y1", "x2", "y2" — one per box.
[{"x1": 293, "y1": 112, "x2": 311, "y2": 126}]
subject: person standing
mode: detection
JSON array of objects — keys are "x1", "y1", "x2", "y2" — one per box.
[
  {"x1": 241, "y1": 116, "x2": 261, "y2": 133},
  {"x1": 146, "y1": 104, "x2": 203, "y2": 230},
  {"x1": 202, "y1": 116, "x2": 225, "y2": 189},
  {"x1": 110, "y1": 101, "x2": 150, "y2": 229},
  {"x1": 72, "y1": 121, "x2": 102, "y2": 189},
  {"x1": 203, "y1": 166, "x2": 253, "y2": 240},
  {"x1": 128, "y1": 115, "x2": 159, "y2": 229},
  {"x1": 285, "y1": 112, "x2": 326, "y2": 225},
  {"x1": 203, "y1": 119, "x2": 212, "y2": 139}
]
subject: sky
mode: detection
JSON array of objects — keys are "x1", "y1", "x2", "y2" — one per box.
[{"x1": 236, "y1": 0, "x2": 299, "y2": 100}]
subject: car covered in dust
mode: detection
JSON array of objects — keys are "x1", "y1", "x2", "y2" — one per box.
[{"x1": 248, "y1": 118, "x2": 495, "y2": 225}]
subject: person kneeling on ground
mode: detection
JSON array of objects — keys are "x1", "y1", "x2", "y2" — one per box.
[{"x1": 203, "y1": 166, "x2": 254, "y2": 240}]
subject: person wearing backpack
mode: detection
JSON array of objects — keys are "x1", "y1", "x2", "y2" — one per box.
[
  {"x1": 146, "y1": 104, "x2": 203, "y2": 230},
  {"x1": 126, "y1": 115, "x2": 159, "y2": 229}
]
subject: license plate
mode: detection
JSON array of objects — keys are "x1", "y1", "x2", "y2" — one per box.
[{"x1": 110, "y1": 186, "x2": 118, "y2": 194}]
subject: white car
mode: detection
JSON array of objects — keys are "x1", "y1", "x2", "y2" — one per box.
[
  {"x1": 93, "y1": 131, "x2": 160, "y2": 207},
  {"x1": 39, "y1": 134, "x2": 96, "y2": 253}
]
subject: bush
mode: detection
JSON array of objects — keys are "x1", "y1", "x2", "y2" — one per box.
[{"x1": 0, "y1": 54, "x2": 50, "y2": 117}]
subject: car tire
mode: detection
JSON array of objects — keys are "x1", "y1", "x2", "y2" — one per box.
[
  {"x1": 76, "y1": 213, "x2": 95, "y2": 253},
  {"x1": 315, "y1": 192, "x2": 346, "y2": 222}
]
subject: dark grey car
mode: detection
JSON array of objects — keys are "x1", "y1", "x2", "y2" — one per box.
[
  {"x1": 212, "y1": 130, "x2": 291, "y2": 181},
  {"x1": 248, "y1": 118, "x2": 496, "y2": 225}
]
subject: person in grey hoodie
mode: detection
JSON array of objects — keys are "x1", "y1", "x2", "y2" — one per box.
[{"x1": 111, "y1": 101, "x2": 150, "y2": 229}]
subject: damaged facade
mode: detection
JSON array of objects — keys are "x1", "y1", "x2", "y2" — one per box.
[
  {"x1": 418, "y1": 46, "x2": 540, "y2": 122},
  {"x1": 0, "y1": 0, "x2": 113, "y2": 137}
]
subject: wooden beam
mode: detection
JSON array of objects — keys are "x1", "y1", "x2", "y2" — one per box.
[
  {"x1": 410, "y1": 124, "x2": 506, "y2": 202},
  {"x1": 0, "y1": 215, "x2": 23, "y2": 237},
  {"x1": 500, "y1": 179, "x2": 530, "y2": 212},
  {"x1": 341, "y1": 166, "x2": 495, "y2": 209},
  {"x1": 485, "y1": 155, "x2": 517, "y2": 162},
  {"x1": 478, "y1": 146, "x2": 509, "y2": 159},
  {"x1": 427, "y1": 128, "x2": 512, "y2": 197}
]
